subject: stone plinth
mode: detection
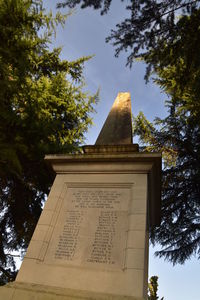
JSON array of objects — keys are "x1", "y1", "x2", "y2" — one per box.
[
  {"x1": 0, "y1": 282, "x2": 143, "y2": 300},
  {"x1": 1, "y1": 145, "x2": 161, "y2": 300}
]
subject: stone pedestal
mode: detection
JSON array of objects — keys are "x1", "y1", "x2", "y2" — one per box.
[
  {"x1": 0, "y1": 281, "x2": 143, "y2": 300},
  {"x1": 1, "y1": 145, "x2": 161, "y2": 300}
]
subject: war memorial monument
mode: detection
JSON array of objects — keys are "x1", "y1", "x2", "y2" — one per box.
[{"x1": 0, "y1": 92, "x2": 162, "y2": 300}]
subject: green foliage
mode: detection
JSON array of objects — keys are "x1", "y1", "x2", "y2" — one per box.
[
  {"x1": 148, "y1": 9, "x2": 200, "y2": 116},
  {"x1": 0, "y1": 0, "x2": 97, "y2": 284},
  {"x1": 134, "y1": 77, "x2": 200, "y2": 264},
  {"x1": 57, "y1": 0, "x2": 200, "y2": 78},
  {"x1": 133, "y1": 9, "x2": 200, "y2": 264},
  {"x1": 148, "y1": 276, "x2": 164, "y2": 300}
]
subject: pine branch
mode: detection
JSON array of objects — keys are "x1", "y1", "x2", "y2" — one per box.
[
  {"x1": 157, "y1": 0, "x2": 199, "y2": 20},
  {"x1": 0, "y1": 266, "x2": 14, "y2": 281}
]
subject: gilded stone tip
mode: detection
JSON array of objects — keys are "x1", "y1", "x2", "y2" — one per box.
[{"x1": 95, "y1": 92, "x2": 133, "y2": 145}]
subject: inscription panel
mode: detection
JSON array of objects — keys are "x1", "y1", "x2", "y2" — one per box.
[{"x1": 45, "y1": 185, "x2": 130, "y2": 270}]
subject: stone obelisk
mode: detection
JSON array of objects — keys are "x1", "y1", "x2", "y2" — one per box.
[
  {"x1": 95, "y1": 92, "x2": 132, "y2": 145},
  {"x1": 0, "y1": 92, "x2": 161, "y2": 300}
]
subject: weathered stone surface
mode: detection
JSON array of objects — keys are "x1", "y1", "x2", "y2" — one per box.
[
  {"x1": 0, "y1": 282, "x2": 144, "y2": 300},
  {"x1": 83, "y1": 144, "x2": 139, "y2": 154},
  {"x1": 95, "y1": 93, "x2": 132, "y2": 145},
  {"x1": 15, "y1": 170, "x2": 149, "y2": 298},
  {"x1": 44, "y1": 151, "x2": 161, "y2": 227},
  {"x1": 44, "y1": 186, "x2": 129, "y2": 269}
]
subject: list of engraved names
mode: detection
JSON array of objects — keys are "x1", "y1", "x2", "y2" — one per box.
[{"x1": 49, "y1": 187, "x2": 129, "y2": 269}]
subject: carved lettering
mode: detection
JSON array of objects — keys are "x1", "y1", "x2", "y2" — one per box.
[{"x1": 46, "y1": 187, "x2": 129, "y2": 270}]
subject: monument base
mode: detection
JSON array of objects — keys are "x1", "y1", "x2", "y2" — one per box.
[{"x1": 0, "y1": 282, "x2": 144, "y2": 300}]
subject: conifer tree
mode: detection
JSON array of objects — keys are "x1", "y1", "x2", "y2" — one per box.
[
  {"x1": 0, "y1": 0, "x2": 97, "y2": 284},
  {"x1": 148, "y1": 276, "x2": 164, "y2": 300},
  {"x1": 134, "y1": 105, "x2": 200, "y2": 263},
  {"x1": 132, "y1": 7, "x2": 200, "y2": 263},
  {"x1": 57, "y1": 0, "x2": 200, "y2": 79}
]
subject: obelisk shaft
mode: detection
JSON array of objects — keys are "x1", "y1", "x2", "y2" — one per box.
[{"x1": 95, "y1": 92, "x2": 132, "y2": 145}]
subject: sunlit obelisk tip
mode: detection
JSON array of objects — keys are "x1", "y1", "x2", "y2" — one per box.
[{"x1": 95, "y1": 92, "x2": 132, "y2": 145}]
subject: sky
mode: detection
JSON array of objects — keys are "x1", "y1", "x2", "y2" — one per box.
[{"x1": 43, "y1": 1, "x2": 199, "y2": 299}]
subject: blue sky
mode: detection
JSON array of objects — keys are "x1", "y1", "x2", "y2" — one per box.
[{"x1": 45, "y1": 1, "x2": 199, "y2": 299}]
